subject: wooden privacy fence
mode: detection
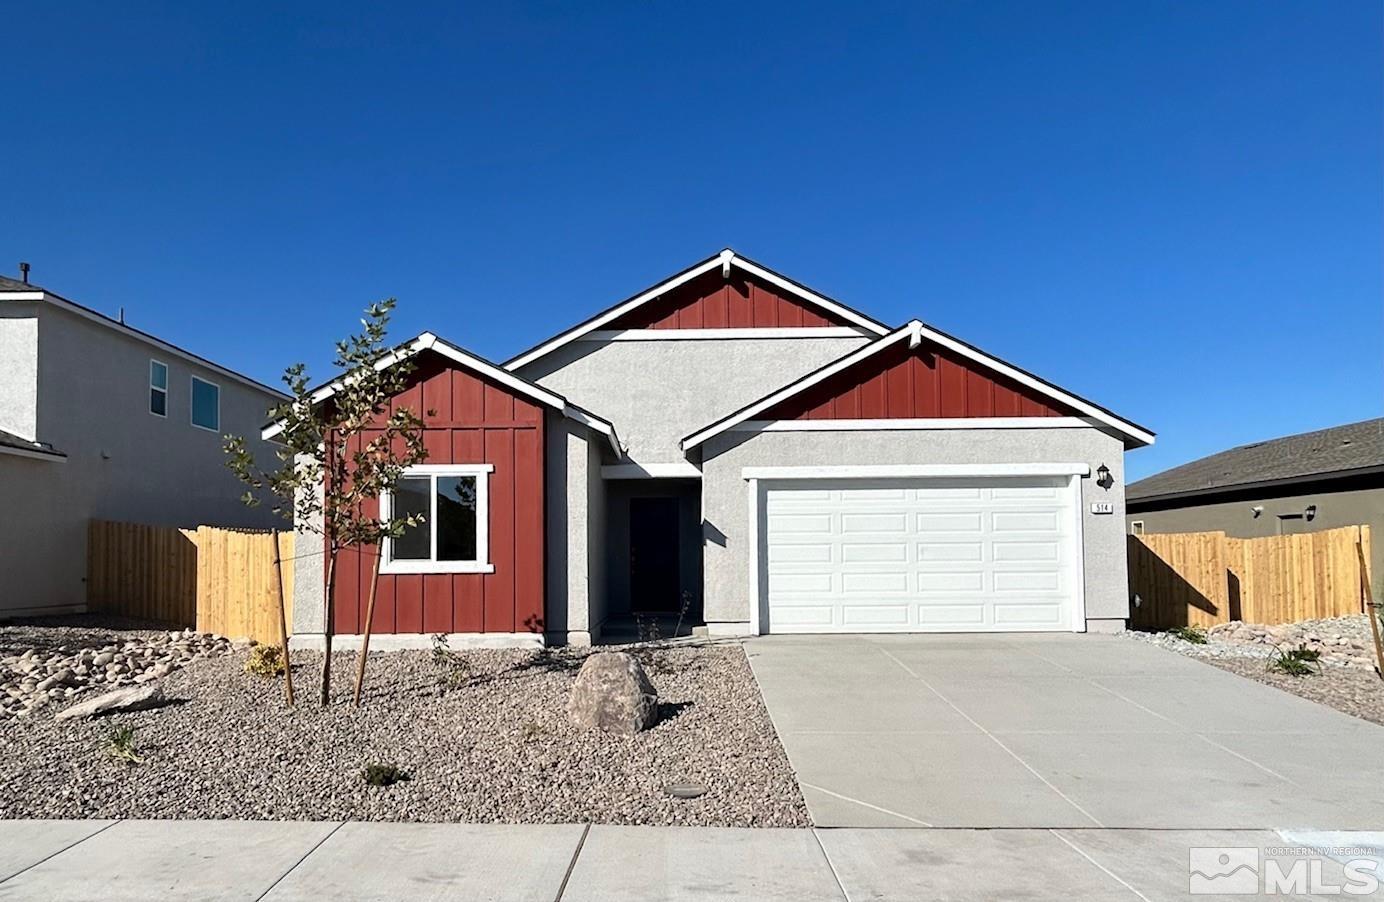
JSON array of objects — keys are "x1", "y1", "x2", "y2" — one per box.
[
  {"x1": 88, "y1": 520, "x2": 294, "y2": 644},
  {"x1": 1128, "y1": 525, "x2": 1373, "y2": 630}
]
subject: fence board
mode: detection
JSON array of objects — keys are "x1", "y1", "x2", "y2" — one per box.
[
  {"x1": 1129, "y1": 525, "x2": 1371, "y2": 629},
  {"x1": 87, "y1": 519, "x2": 294, "y2": 644}
]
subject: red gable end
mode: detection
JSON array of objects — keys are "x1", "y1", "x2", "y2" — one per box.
[
  {"x1": 606, "y1": 268, "x2": 856, "y2": 330},
  {"x1": 762, "y1": 340, "x2": 1074, "y2": 420}
]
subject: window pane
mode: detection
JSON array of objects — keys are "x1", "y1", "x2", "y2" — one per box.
[
  {"x1": 191, "y1": 378, "x2": 219, "y2": 430},
  {"x1": 150, "y1": 388, "x2": 167, "y2": 416},
  {"x1": 150, "y1": 361, "x2": 167, "y2": 390},
  {"x1": 391, "y1": 476, "x2": 431, "y2": 560},
  {"x1": 435, "y1": 476, "x2": 477, "y2": 561}
]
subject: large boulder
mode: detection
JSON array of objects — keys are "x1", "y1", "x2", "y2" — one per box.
[
  {"x1": 567, "y1": 652, "x2": 658, "y2": 735},
  {"x1": 55, "y1": 685, "x2": 166, "y2": 721}
]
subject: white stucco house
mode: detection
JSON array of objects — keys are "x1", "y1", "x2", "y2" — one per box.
[
  {"x1": 0, "y1": 271, "x2": 287, "y2": 618},
  {"x1": 281, "y1": 250, "x2": 1154, "y2": 648}
]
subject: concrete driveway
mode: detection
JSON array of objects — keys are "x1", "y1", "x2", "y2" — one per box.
[{"x1": 746, "y1": 633, "x2": 1384, "y2": 829}]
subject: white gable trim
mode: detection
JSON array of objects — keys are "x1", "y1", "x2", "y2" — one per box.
[
  {"x1": 910, "y1": 321, "x2": 1155, "y2": 447},
  {"x1": 681, "y1": 320, "x2": 1154, "y2": 450},
  {"x1": 582, "y1": 327, "x2": 870, "y2": 342},
  {"x1": 504, "y1": 250, "x2": 888, "y2": 371},
  {"x1": 733, "y1": 417, "x2": 1101, "y2": 433},
  {"x1": 261, "y1": 332, "x2": 622, "y2": 454}
]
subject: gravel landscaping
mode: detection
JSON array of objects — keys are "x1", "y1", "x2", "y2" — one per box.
[
  {"x1": 1123, "y1": 615, "x2": 1384, "y2": 727},
  {"x1": 0, "y1": 619, "x2": 808, "y2": 827}
]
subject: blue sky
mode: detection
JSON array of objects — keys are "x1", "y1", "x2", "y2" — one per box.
[{"x1": 3, "y1": 1, "x2": 1379, "y2": 479}]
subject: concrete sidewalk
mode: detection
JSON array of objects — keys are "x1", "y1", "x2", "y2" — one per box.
[{"x1": 2, "y1": 820, "x2": 1382, "y2": 901}]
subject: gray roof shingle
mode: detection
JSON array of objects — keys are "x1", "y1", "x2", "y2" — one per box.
[
  {"x1": 0, "y1": 429, "x2": 65, "y2": 459},
  {"x1": 1128, "y1": 417, "x2": 1384, "y2": 502}
]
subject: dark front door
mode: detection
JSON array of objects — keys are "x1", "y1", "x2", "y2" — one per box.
[{"x1": 630, "y1": 497, "x2": 680, "y2": 612}]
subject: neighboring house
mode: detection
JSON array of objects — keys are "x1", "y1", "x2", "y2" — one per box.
[
  {"x1": 1127, "y1": 417, "x2": 1384, "y2": 595},
  {"x1": 0, "y1": 272, "x2": 288, "y2": 618},
  {"x1": 279, "y1": 250, "x2": 1154, "y2": 647}
]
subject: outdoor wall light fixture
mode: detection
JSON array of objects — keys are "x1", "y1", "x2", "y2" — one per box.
[
  {"x1": 1095, "y1": 463, "x2": 1113, "y2": 490},
  {"x1": 1305, "y1": 504, "x2": 1317, "y2": 521}
]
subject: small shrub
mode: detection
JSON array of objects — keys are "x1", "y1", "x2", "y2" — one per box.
[
  {"x1": 244, "y1": 644, "x2": 285, "y2": 677},
  {"x1": 520, "y1": 721, "x2": 546, "y2": 743},
  {"x1": 362, "y1": 762, "x2": 410, "y2": 787},
  {"x1": 1268, "y1": 644, "x2": 1321, "y2": 677},
  {"x1": 1167, "y1": 625, "x2": 1208, "y2": 645},
  {"x1": 430, "y1": 633, "x2": 469, "y2": 688},
  {"x1": 107, "y1": 726, "x2": 144, "y2": 765}
]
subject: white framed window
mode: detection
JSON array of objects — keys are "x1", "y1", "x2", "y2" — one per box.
[
  {"x1": 381, "y1": 464, "x2": 494, "y2": 574},
  {"x1": 1130, "y1": 520, "x2": 1145, "y2": 536},
  {"x1": 149, "y1": 360, "x2": 168, "y2": 417},
  {"x1": 190, "y1": 376, "x2": 220, "y2": 431}
]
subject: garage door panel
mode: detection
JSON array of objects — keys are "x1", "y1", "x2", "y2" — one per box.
[
  {"x1": 768, "y1": 543, "x2": 834, "y2": 563},
  {"x1": 764, "y1": 477, "x2": 1078, "y2": 634},
  {"x1": 993, "y1": 571, "x2": 1061, "y2": 592},
  {"x1": 842, "y1": 571, "x2": 908, "y2": 594},
  {"x1": 992, "y1": 510, "x2": 1061, "y2": 532},
  {"x1": 841, "y1": 541, "x2": 908, "y2": 562},
  {"x1": 992, "y1": 541, "x2": 1061, "y2": 562},
  {"x1": 917, "y1": 571, "x2": 986, "y2": 593},
  {"x1": 918, "y1": 542, "x2": 984, "y2": 562},
  {"x1": 917, "y1": 512, "x2": 984, "y2": 533},
  {"x1": 770, "y1": 572, "x2": 834, "y2": 594},
  {"x1": 994, "y1": 603, "x2": 1064, "y2": 626},
  {"x1": 773, "y1": 606, "x2": 836, "y2": 628},
  {"x1": 842, "y1": 605, "x2": 910, "y2": 627}
]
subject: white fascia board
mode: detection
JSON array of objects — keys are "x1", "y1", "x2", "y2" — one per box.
[
  {"x1": 734, "y1": 417, "x2": 1101, "y2": 433},
  {"x1": 504, "y1": 255, "x2": 726, "y2": 370},
  {"x1": 0, "y1": 444, "x2": 66, "y2": 462},
  {"x1": 729, "y1": 257, "x2": 889, "y2": 336},
  {"x1": 564, "y1": 405, "x2": 623, "y2": 456},
  {"x1": 681, "y1": 323, "x2": 916, "y2": 450},
  {"x1": 601, "y1": 462, "x2": 701, "y2": 479},
  {"x1": 262, "y1": 332, "x2": 570, "y2": 441},
  {"x1": 583, "y1": 327, "x2": 870, "y2": 342},
  {"x1": 909, "y1": 322, "x2": 1155, "y2": 447},
  {"x1": 27, "y1": 292, "x2": 288, "y2": 400},
  {"x1": 740, "y1": 463, "x2": 1092, "y2": 480}
]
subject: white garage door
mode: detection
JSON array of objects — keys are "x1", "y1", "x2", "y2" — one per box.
[{"x1": 763, "y1": 477, "x2": 1081, "y2": 633}]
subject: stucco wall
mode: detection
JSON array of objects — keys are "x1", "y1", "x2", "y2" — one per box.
[
  {"x1": 0, "y1": 303, "x2": 283, "y2": 617},
  {"x1": 1129, "y1": 484, "x2": 1384, "y2": 598},
  {"x1": 699, "y1": 427, "x2": 1132, "y2": 633},
  {"x1": 516, "y1": 336, "x2": 869, "y2": 464}
]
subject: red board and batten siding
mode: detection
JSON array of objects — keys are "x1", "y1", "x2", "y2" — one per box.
[
  {"x1": 330, "y1": 356, "x2": 545, "y2": 636},
  {"x1": 764, "y1": 340, "x2": 1074, "y2": 420},
  {"x1": 608, "y1": 269, "x2": 855, "y2": 330}
]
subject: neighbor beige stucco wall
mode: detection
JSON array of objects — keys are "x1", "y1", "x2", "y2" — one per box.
[{"x1": 1129, "y1": 484, "x2": 1384, "y2": 598}]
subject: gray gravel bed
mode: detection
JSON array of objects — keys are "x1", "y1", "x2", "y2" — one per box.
[
  {"x1": 0, "y1": 639, "x2": 808, "y2": 827},
  {"x1": 1122, "y1": 615, "x2": 1384, "y2": 728}
]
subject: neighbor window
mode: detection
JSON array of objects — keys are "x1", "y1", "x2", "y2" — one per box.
[
  {"x1": 190, "y1": 376, "x2": 220, "y2": 431},
  {"x1": 381, "y1": 464, "x2": 494, "y2": 574},
  {"x1": 149, "y1": 360, "x2": 168, "y2": 417},
  {"x1": 1130, "y1": 520, "x2": 1145, "y2": 536}
]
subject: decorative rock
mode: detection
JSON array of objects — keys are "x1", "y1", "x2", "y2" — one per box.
[
  {"x1": 55, "y1": 684, "x2": 167, "y2": 721},
  {"x1": 567, "y1": 652, "x2": 659, "y2": 735}
]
